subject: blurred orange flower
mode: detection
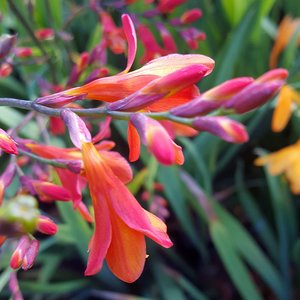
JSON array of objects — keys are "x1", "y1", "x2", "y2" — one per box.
[
  {"x1": 255, "y1": 140, "x2": 300, "y2": 194},
  {"x1": 270, "y1": 16, "x2": 300, "y2": 69},
  {"x1": 272, "y1": 85, "x2": 300, "y2": 132}
]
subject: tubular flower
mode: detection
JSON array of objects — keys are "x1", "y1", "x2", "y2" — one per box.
[
  {"x1": 272, "y1": 85, "x2": 300, "y2": 132},
  {"x1": 255, "y1": 140, "x2": 300, "y2": 194},
  {"x1": 61, "y1": 110, "x2": 173, "y2": 282},
  {"x1": 36, "y1": 14, "x2": 214, "y2": 111},
  {"x1": 129, "y1": 113, "x2": 184, "y2": 165},
  {"x1": 82, "y1": 141, "x2": 172, "y2": 282},
  {"x1": 270, "y1": 16, "x2": 300, "y2": 69}
]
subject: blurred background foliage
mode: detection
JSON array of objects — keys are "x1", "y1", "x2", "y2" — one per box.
[{"x1": 0, "y1": 0, "x2": 300, "y2": 299}]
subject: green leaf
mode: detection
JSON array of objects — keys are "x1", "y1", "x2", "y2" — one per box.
[
  {"x1": 158, "y1": 166, "x2": 206, "y2": 256},
  {"x1": 212, "y1": 6, "x2": 258, "y2": 84},
  {"x1": 56, "y1": 202, "x2": 92, "y2": 262},
  {"x1": 214, "y1": 203, "x2": 286, "y2": 299},
  {"x1": 210, "y1": 220, "x2": 263, "y2": 300},
  {"x1": 221, "y1": 0, "x2": 254, "y2": 26},
  {"x1": 235, "y1": 164, "x2": 278, "y2": 261},
  {"x1": 20, "y1": 279, "x2": 89, "y2": 294},
  {"x1": 0, "y1": 107, "x2": 40, "y2": 139}
]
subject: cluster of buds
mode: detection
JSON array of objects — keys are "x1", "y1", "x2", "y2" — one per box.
[{"x1": 0, "y1": 193, "x2": 57, "y2": 273}]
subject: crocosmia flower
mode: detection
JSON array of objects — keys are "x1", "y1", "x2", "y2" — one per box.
[
  {"x1": 255, "y1": 140, "x2": 300, "y2": 194},
  {"x1": 62, "y1": 110, "x2": 173, "y2": 282},
  {"x1": 272, "y1": 85, "x2": 300, "y2": 132}
]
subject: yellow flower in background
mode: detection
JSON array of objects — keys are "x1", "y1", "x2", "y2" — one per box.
[
  {"x1": 255, "y1": 140, "x2": 300, "y2": 194},
  {"x1": 272, "y1": 85, "x2": 300, "y2": 132},
  {"x1": 269, "y1": 16, "x2": 300, "y2": 69}
]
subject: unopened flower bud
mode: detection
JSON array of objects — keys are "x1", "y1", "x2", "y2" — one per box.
[
  {"x1": 192, "y1": 116, "x2": 249, "y2": 143},
  {"x1": 0, "y1": 63, "x2": 13, "y2": 77},
  {"x1": 130, "y1": 113, "x2": 184, "y2": 165},
  {"x1": 36, "y1": 216, "x2": 57, "y2": 235},
  {"x1": 35, "y1": 28, "x2": 55, "y2": 40},
  {"x1": 180, "y1": 9, "x2": 202, "y2": 24},
  {"x1": 15, "y1": 47, "x2": 33, "y2": 58},
  {"x1": 22, "y1": 239, "x2": 39, "y2": 270},
  {"x1": 10, "y1": 235, "x2": 31, "y2": 269},
  {"x1": 0, "y1": 128, "x2": 18, "y2": 155}
]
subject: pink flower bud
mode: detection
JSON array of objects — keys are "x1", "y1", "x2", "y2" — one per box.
[
  {"x1": 35, "y1": 90, "x2": 87, "y2": 107},
  {"x1": 10, "y1": 236, "x2": 31, "y2": 269},
  {"x1": 192, "y1": 116, "x2": 249, "y2": 143},
  {"x1": 15, "y1": 47, "x2": 33, "y2": 58},
  {"x1": 0, "y1": 63, "x2": 13, "y2": 77},
  {"x1": 224, "y1": 81, "x2": 285, "y2": 114},
  {"x1": 158, "y1": 0, "x2": 186, "y2": 13},
  {"x1": 130, "y1": 113, "x2": 184, "y2": 165},
  {"x1": 36, "y1": 216, "x2": 57, "y2": 235},
  {"x1": 180, "y1": 9, "x2": 202, "y2": 24},
  {"x1": 35, "y1": 28, "x2": 55, "y2": 40},
  {"x1": 22, "y1": 239, "x2": 39, "y2": 270},
  {"x1": 0, "y1": 128, "x2": 18, "y2": 154},
  {"x1": 171, "y1": 77, "x2": 254, "y2": 117}
]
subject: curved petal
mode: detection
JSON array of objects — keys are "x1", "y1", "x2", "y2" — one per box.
[
  {"x1": 130, "y1": 53, "x2": 215, "y2": 78},
  {"x1": 100, "y1": 150, "x2": 133, "y2": 184},
  {"x1": 106, "y1": 208, "x2": 146, "y2": 283},
  {"x1": 82, "y1": 145, "x2": 112, "y2": 275},
  {"x1": 272, "y1": 86, "x2": 293, "y2": 132},
  {"x1": 108, "y1": 180, "x2": 173, "y2": 247},
  {"x1": 82, "y1": 142, "x2": 173, "y2": 248},
  {"x1": 127, "y1": 121, "x2": 141, "y2": 162},
  {"x1": 120, "y1": 14, "x2": 137, "y2": 74}
]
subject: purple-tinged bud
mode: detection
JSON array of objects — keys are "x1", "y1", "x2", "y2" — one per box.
[
  {"x1": 255, "y1": 68, "x2": 288, "y2": 83},
  {"x1": 108, "y1": 64, "x2": 209, "y2": 112},
  {"x1": 22, "y1": 239, "x2": 39, "y2": 270},
  {"x1": 35, "y1": 91, "x2": 87, "y2": 108},
  {"x1": 171, "y1": 77, "x2": 253, "y2": 117},
  {"x1": 224, "y1": 80, "x2": 285, "y2": 114},
  {"x1": 10, "y1": 235, "x2": 31, "y2": 269},
  {"x1": 192, "y1": 116, "x2": 249, "y2": 143},
  {"x1": 0, "y1": 34, "x2": 17, "y2": 59},
  {"x1": 61, "y1": 109, "x2": 91, "y2": 149},
  {"x1": 36, "y1": 216, "x2": 57, "y2": 235}
]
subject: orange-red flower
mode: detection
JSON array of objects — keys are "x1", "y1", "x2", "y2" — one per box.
[
  {"x1": 255, "y1": 140, "x2": 300, "y2": 194},
  {"x1": 270, "y1": 16, "x2": 300, "y2": 69},
  {"x1": 82, "y1": 141, "x2": 172, "y2": 282},
  {"x1": 60, "y1": 110, "x2": 173, "y2": 282},
  {"x1": 271, "y1": 85, "x2": 300, "y2": 132}
]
